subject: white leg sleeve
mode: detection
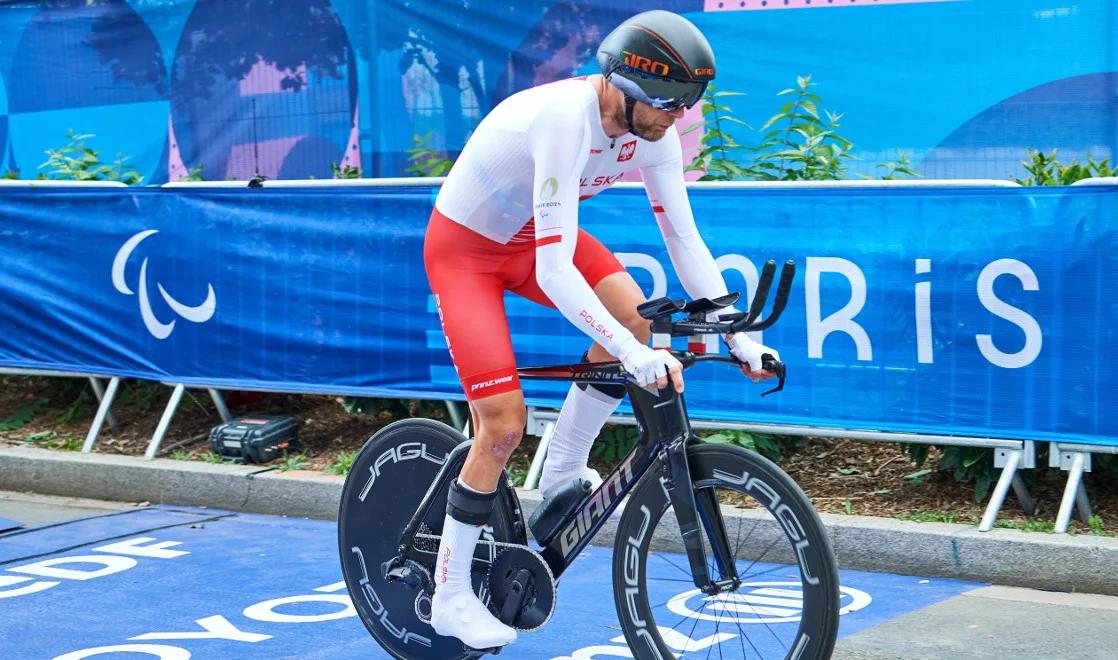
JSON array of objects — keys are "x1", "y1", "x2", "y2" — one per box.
[{"x1": 539, "y1": 383, "x2": 622, "y2": 495}]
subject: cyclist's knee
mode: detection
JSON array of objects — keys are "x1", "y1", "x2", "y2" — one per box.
[
  {"x1": 484, "y1": 428, "x2": 522, "y2": 462},
  {"x1": 473, "y1": 402, "x2": 526, "y2": 461}
]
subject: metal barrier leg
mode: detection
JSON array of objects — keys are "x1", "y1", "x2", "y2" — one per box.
[
  {"x1": 82, "y1": 377, "x2": 120, "y2": 453},
  {"x1": 445, "y1": 401, "x2": 464, "y2": 432},
  {"x1": 87, "y1": 377, "x2": 118, "y2": 428},
  {"x1": 979, "y1": 449, "x2": 1022, "y2": 532},
  {"x1": 208, "y1": 388, "x2": 231, "y2": 422},
  {"x1": 1054, "y1": 452, "x2": 1088, "y2": 534},
  {"x1": 1075, "y1": 481, "x2": 1093, "y2": 524},
  {"x1": 1011, "y1": 473, "x2": 1035, "y2": 516},
  {"x1": 146, "y1": 384, "x2": 185, "y2": 460},
  {"x1": 523, "y1": 421, "x2": 556, "y2": 492}
]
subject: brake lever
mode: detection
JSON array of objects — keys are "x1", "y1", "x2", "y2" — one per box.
[{"x1": 759, "y1": 353, "x2": 786, "y2": 397}]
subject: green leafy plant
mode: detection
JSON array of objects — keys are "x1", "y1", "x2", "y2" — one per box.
[
  {"x1": 907, "y1": 444, "x2": 995, "y2": 503},
  {"x1": 591, "y1": 425, "x2": 640, "y2": 464},
  {"x1": 993, "y1": 518, "x2": 1056, "y2": 534},
  {"x1": 171, "y1": 450, "x2": 192, "y2": 461},
  {"x1": 331, "y1": 163, "x2": 361, "y2": 179},
  {"x1": 405, "y1": 133, "x2": 454, "y2": 177},
  {"x1": 686, "y1": 76, "x2": 916, "y2": 182},
  {"x1": 202, "y1": 452, "x2": 228, "y2": 464},
  {"x1": 701, "y1": 429, "x2": 783, "y2": 462},
  {"x1": 1014, "y1": 149, "x2": 1115, "y2": 186},
  {"x1": 896, "y1": 511, "x2": 962, "y2": 524},
  {"x1": 0, "y1": 399, "x2": 46, "y2": 431},
  {"x1": 682, "y1": 84, "x2": 751, "y2": 181},
  {"x1": 56, "y1": 388, "x2": 93, "y2": 424},
  {"x1": 23, "y1": 430, "x2": 54, "y2": 443},
  {"x1": 326, "y1": 450, "x2": 357, "y2": 476},
  {"x1": 39, "y1": 129, "x2": 143, "y2": 185},
  {"x1": 179, "y1": 164, "x2": 206, "y2": 182},
  {"x1": 746, "y1": 75, "x2": 854, "y2": 181},
  {"x1": 868, "y1": 152, "x2": 917, "y2": 180},
  {"x1": 118, "y1": 380, "x2": 166, "y2": 414},
  {"x1": 505, "y1": 466, "x2": 528, "y2": 488},
  {"x1": 343, "y1": 397, "x2": 445, "y2": 422},
  {"x1": 3, "y1": 169, "x2": 19, "y2": 179},
  {"x1": 47, "y1": 437, "x2": 83, "y2": 451},
  {"x1": 278, "y1": 452, "x2": 311, "y2": 471}
]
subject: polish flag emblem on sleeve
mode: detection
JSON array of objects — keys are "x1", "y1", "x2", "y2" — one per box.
[{"x1": 617, "y1": 140, "x2": 637, "y2": 162}]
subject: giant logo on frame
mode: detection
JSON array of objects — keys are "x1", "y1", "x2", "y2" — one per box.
[{"x1": 112, "y1": 230, "x2": 216, "y2": 339}]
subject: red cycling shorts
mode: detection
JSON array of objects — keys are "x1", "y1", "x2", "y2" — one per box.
[{"x1": 424, "y1": 208, "x2": 625, "y2": 401}]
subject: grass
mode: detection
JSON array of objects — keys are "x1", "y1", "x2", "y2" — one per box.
[
  {"x1": 171, "y1": 450, "x2": 192, "y2": 461},
  {"x1": 326, "y1": 450, "x2": 357, "y2": 476},
  {"x1": 994, "y1": 518, "x2": 1057, "y2": 534},
  {"x1": 202, "y1": 452, "x2": 228, "y2": 464},
  {"x1": 18, "y1": 431, "x2": 82, "y2": 451},
  {"x1": 896, "y1": 511, "x2": 964, "y2": 524},
  {"x1": 1088, "y1": 515, "x2": 1113, "y2": 536},
  {"x1": 48, "y1": 437, "x2": 83, "y2": 451},
  {"x1": 278, "y1": 452, "x2": 310, "y2": 472},
  {"x1": 506, "y1": 466, "x2": 528, "y2": 488}
]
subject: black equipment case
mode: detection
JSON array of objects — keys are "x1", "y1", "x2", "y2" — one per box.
[{"x1": 208, "y1": 415, "x2": 299, "y2": 463}]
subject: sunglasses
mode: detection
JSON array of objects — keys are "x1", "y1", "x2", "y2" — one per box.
[{"x1": 610, "y1": 68, "x2": 709, "y2": 111}]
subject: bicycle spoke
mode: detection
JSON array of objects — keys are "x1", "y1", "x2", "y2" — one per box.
[
  {"x1": 736, "y1": 534, "x2": 784, "y2": 579},
  {"x1": 649, "y1": 548, "x2": 695, "y2": 580},
  {"x1": 737, "y1": 560, "x2": 800, "y2": 582},
  {"x1": 615, "y1": 445, "x2": 838, "y2": 660}
]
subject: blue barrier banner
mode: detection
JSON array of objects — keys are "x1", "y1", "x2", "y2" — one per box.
[{"x1": 0, "y1": 184, "x2": 1115, "y2": 447}]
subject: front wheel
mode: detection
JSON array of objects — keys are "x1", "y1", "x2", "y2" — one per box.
[{"x1": 612, "y1": 443, "x2": 840, "y2": 660}]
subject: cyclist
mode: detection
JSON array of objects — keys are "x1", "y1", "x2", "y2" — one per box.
[{"x1": 423, "y1": 9, "x2": 780, "y2": 650}]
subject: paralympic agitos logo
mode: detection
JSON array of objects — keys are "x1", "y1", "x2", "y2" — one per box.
[{"x1": 112, "y1": 229, "x2": 217, "y2": 340}]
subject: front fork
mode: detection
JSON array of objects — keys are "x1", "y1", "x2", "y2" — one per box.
[
  {"x1": 663, "y1": 437, "x2": 741, "y2": 594},
  {"x1": 634, "y1": 383, "x2": 740, "y2": 595}
]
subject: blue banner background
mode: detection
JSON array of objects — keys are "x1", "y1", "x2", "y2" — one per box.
[
  {"x1": 0, "y1": 184, "x2": 1114, "y2": 446},
  {"x1": 0, "y1": 0, "x2": 1112, "y2": 182}
]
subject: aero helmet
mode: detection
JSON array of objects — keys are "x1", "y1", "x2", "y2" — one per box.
[{"x1": 596, "y1": 10, "x2": 715, "y2": 111}]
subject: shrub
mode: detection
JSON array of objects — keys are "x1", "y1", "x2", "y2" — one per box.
[
  {"x1": 1014, "y1": 149, "x2": 1115, "y2": 186},
  {"x1": 39, "y1": 129, "x2": 143, "y2": 185}
]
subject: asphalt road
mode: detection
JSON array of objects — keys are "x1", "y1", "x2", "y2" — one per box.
[{"x1": 2, "y1": 490, "x2": 1116, "y2": 660}]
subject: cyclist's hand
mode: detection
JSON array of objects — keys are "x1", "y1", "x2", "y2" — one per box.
[
  {"x1": 619, "y1": 343, "x2": 684, "y2": 393},
  {"x1": 725, "y1": 333, "x2": 779, "y2": 382}
]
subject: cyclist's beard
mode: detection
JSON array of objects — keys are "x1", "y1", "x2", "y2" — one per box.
[{"x1": 617, "y1": 103, "x2": 670, "y2": 142}]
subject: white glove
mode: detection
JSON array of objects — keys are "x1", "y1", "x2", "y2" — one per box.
[
  {"x1": 617, "y1": 341, "x2": 682, "y2": 387},
  {"x1": 725, "y1": 333, "x2": 779, "y2": 372}
]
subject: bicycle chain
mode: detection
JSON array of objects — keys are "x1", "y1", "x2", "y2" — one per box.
[{"x1": 415, "y1": 532, "x2": 557, "y2": 632}]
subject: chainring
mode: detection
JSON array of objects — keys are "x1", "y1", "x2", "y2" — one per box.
[
  {"x1": 486, "y1": 545, "x2": 556, "y2": 632},
  {"x1": 414, "y1": 534, "x2": 556, "y2": 632}
]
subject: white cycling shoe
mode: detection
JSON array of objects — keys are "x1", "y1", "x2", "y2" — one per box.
[
  {"x1": 431, "y1": 588, "x2": 517, "y2": 650},
  {"x1": 540, "y1": 465, "x2": 603, "y2": 499}
]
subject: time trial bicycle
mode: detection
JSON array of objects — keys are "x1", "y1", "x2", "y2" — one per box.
[{"x1": 338, "y1": 260, "x2": 839, "y2": 659}]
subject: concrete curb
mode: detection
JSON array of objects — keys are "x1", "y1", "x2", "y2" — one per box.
[{"x1": 3, "y1": 445, "x2": 1117, "y2": 595}]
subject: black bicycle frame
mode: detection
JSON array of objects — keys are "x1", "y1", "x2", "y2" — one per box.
[
  {"x1": 392, "y1": 354, "x2": 741, "y2": 593},
  {"x1": 392, "y1": 260, "x2": 794, "y2": 594}
]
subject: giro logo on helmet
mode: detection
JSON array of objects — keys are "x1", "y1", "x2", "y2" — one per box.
[
  {"x1": 694, "y1": 67, "x2": 714, "y2": 77},
  {"x1": 622, "y1": 50, "x2": 670, "y2": 76}
]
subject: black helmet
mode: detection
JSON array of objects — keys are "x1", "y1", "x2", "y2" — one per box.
[{"x1": 596, "y1": 10, "x2": 715, "y2": 111}]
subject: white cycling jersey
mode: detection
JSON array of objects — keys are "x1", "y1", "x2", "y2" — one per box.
[{"x1": 434, "y1": 76, "x2": 735, "y2": 358}]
